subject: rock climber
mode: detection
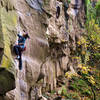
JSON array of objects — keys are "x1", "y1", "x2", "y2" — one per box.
[
  {"x1": 14, "y1": 30, "x2": 30, "y2": 70},
  {"x1": 56, "y1": 5, "x2": 61, "y2": 19}
]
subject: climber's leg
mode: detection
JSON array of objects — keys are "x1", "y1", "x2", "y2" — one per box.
[
  {"x1": 14, "y1": 45, "x2": 21, "y2": 59},
  {"x1": 14, "y1": 45, "x2": 20, "y2": 56},
  {"x1": 18, "y1": 51, "x2": 22, "y2": 70}
]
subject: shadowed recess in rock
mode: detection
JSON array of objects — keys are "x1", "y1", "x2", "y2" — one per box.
[
  {"x1": 0, "y1": 48, "x2": 4, "y2": 64},
  {"x1": 0, "y1": 68, "x2": 15, "y2": 95}
]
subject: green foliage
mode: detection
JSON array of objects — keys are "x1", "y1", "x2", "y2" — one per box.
[
  {"x1": 50, "y1": 90, "x2": 56, "y2": 94},
  {"x1": 58, "y1": 85, "x2": 80, "y2": 99},
  {"x1": 86, "y1": 1, "x2": 100, "y2": 25},
  {"x1": 62, "y1": 86, "x2": 67, "y2": 95},
  {"x1": 86, "y1": 4, "x2": 96, "y2": 22},
  {"x1": 96, "y1": 1, "x2": 100, "y2": 17},
  {"x1": 64, "y1": 1, "x2": 100, "y2": 99},
  {"x1": 67, "y1": 0, "x2": 71, "y2": 3},
  {"x1": 85, "y1": 0, "x2": 91, "y2": 5},
  {"x1": 74, "y1": 1, "x2": 100, "y2": 66},
  {"x1": 69, "y1": 76, "x2": 92, "y2": 96},
  {"x1": 85, "y1": 2, "x2": 100, "y2": 66},
  {"x1": 65, "y1": 92, "x2": 80, "y2": 100},
  {"x1": 58, "y1": 86, "x2": 67, "y2": 95},
  {"x1": 76, "y1": 3, "x2": 100, "y2": 97}
]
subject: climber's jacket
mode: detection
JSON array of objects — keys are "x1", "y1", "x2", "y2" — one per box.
[
  {"x1": 17, "y1": 34, "x2": 26, "y2": 49},
  {"x1": 16, "y1": 32, "x2": 30, "y2": 51}
]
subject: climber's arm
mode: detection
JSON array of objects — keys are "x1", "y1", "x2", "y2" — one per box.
[{"x1": 17, "y1": 34, "x2": 23, "y2": 38}]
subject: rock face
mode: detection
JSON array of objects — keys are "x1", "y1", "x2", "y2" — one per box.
[
  {"x1": 0, "y1": 0, "x2": 17, "y2": 95},
  {"x1": 0, "y1": 0, "x2": 85, "y2": 100}
]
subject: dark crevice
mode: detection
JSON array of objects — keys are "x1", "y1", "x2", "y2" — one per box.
[
  {"x1": 5, "y1": 5, "x2": 9, "y2": 12},
  {"x1": 1, "y1": 1, "x2": 3, "y2": 7},
  {"x1": 25, "y1": 0, "x2": 52, "y2": 18},
  {"x1": 43, "y1": 23, "x2": 48, "y2": 28},
  {"x1": 41, "y1": 8, "x2": 52, "y2": 18},
  {"x1": 19, "y1": 17, "x2": 27, "y2": 29},
  {"x1": 0, "y1": 48, "x2": 4, "y2": 64},
  {"x1": 37, "y1": 72, "x2": 45, "y2": 82},
  {"x1": 28, "y1": 87, "x2": 32, "y2": 100},
  {"x1": 37, "y1": 0, "x2": 52, "y2": 18},
  {"x1": 0, "y1": 68, "x2": 15, "y2": 95},
  {"x1": 63, "y1": 1, "x2": 69, "y2": 29},
  {"x1": 56, "y1": 6, "x2": 60, "y2": 19},
  {"x1": 57, "y1": 0, "x2": 63, "y2": 2}
]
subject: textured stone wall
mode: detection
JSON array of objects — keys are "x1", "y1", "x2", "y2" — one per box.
[
  {"x1": 13, "y1": 0, "x2": 85, "y2": 100},
  {"x1": 0, "y1": 0, "x2": 86, "y2": 100},
  {"x1": 0, "y1": 0, "x2": 17, "y2": 95}
]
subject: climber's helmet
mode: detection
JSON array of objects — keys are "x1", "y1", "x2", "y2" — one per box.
[
  {"x1": 23, "y1": 30, "x2": 30, "y2": 39},
  {"x1": 23, "y1": 33, "x2": 30, "y2": 39}
]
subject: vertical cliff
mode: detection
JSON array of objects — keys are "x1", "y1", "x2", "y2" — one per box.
[
  {"x1": 12, "y1": 0, "x2": 85, "y2": 100},
  {"x1": 0, "y1": 0, "x2": 84, "y2": 99},
  {"x1": 0, "y1": 0, "x2": 17, "y2": 98},
  {"x1": 0, "y1": 0, "x2": 100, "y2": 100}
]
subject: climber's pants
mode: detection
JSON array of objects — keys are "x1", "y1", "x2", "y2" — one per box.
[
  {"x1": 19, "y1": 53, "x2": 22, "y2": 70},
  {"x1": 14, "y1": 45, "x2": 22, "y2": 70},
  {"x1": 14, "y1": 45, "x2": 21, "y2": 56}
]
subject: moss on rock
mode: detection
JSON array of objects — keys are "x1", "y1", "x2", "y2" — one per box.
[{"x1": 0, "y1": 0, "x2": 17, "y2": 95}]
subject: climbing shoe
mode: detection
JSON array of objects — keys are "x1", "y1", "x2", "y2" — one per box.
[
  {"x1": 15, "y1": 55, "x2": 20, "y2": 59},
  {"x1": 17, "y1": 55, "x2": 20, "y2": 59}
]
